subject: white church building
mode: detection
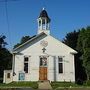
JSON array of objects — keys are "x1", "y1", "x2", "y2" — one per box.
[{"x1": 3, "y1": 9, "x2": 77, "y2": 83}]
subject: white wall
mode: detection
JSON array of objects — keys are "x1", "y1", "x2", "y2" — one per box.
[
  {"x1": 3, "y1": 70, "x2": 13, "y2": 84},
  {"x1": 13, "y1": 35, "x2": 76, "y2": 82}
]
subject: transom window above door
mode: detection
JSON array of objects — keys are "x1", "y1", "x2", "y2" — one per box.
[{"x1": 40, "y1": 56, "x2": 47, "y2": 67}]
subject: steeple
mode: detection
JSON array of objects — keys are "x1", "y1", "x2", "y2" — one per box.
[{"x1": 37, "y1": 8, "x2": 51, "y2": 35}]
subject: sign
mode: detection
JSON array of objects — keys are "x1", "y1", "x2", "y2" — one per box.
[{"x1": 19, "y1": 72, "x2": 25, "y2": 80}]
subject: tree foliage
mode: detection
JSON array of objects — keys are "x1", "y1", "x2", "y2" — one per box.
[
  {"x1": 63, "y1": 30, "x2": 87, "y2": 83},
  {"x1": 77, "y1": 26, "x2": 90, "y2": 80},
  {"x1": 0, "y1": 35, "x2": 7, "y2": 49},
  {"x1": 63, "y1": 30, "x2": 80, "y2": 50},
  {"x1": 0, "y1": 35, "x2": 12, "y2": 79}
]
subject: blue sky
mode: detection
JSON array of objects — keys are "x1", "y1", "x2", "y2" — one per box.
[{"x1": 0, "y1": 0, "x2": 90, "y2": 49}]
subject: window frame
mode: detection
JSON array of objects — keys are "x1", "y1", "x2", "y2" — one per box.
[
  {"x1": 58, "y1": 56, "x2": 63, "y2": 74},
  {"x1": 7, "y1": 73, "x2": 10, "y2": 78},
  {"x1": 24, "y1": 56, "x2": 29, "y2": 73}
]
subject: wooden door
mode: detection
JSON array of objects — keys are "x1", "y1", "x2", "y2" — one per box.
[
  {"x1": 39, "y1": 56, "x2": 47, "y2": 80},
  {"x1": 39, "y1": 67, "x2": 47, "y2": 80}
]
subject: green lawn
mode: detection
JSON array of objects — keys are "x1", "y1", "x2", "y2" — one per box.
[
  {"x1": 55, "y1": 88, "x2": 90, "y2": 90},
  {"x1": 51, "y1": 82, "x2": 79, "y2": 89},
  {"x1": 0, "y1": 88, "x2": 16, "y2": 90},
  {"x1": 1, "y1": 81, "x2": 90, "y2": 90},
  {"x1": 0, "y1": 82, "x2": 38, "y2": 89},
  {"x1": 51, "y1": 82, "x2": 90, "y2": 90}
]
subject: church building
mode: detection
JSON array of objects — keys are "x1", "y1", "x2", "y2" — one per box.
[{"x1": 3, "y1": 9, "x2": 77, "y2": 83}]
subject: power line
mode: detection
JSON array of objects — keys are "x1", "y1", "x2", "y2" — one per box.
[
  {"x1": 0, "y1": 0, "x2": 18, "y2": 2},
  {"x1": 0, "y1": 0, "x2": 19, "y2": 49},
  {"x1": 1, "y1": 0, "x2": 21, "y2": 49},
  {"x1": 5, "y1": 0, "x2": 12, "y2": 49}
]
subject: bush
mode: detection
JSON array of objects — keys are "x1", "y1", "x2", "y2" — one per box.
[
  {"x1": 0, "y1": 78, "x2": 3, "y2": 83},
  {"x1": 76, "y1": 79, "x2": 83, "y2": 85},
  {"x1": 86, "y1": 80, "x2": 90, "y2": 86}
]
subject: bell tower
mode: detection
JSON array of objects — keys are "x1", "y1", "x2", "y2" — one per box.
[{"x1": 37, "y1": 8, "x2": 51, "y2": 35}]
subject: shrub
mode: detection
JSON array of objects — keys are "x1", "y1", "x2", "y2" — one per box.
[
  {"x1": 76, "y1": 79, "x2": 83, "y2": 85},
  {"x1": 86, "y1": 80, "x2": 90, "y2": 86}
]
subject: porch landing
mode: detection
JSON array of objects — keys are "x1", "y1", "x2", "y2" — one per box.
[{"x1": 38, "y1": 81, "x2": 52, "y2": 90}]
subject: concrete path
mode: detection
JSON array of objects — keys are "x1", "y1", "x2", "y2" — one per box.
[{"x1": 38, "y1": 81, "x2": 52, "y2": 90}]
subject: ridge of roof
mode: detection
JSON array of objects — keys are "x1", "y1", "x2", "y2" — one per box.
[{"x1": 13, "y1": 33, "x2": 77, "y2": 54}]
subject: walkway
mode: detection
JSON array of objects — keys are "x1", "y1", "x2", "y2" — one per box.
[{"x1": 38, "y1": 81, "x2": 52, "y2": 90}]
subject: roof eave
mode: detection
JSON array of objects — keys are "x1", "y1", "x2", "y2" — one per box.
[
  {"x1": 70, "y1": 51, "x2": 78, "y2": 54},
  {"x1": 13, "y1": 32, "x2": 47, "y2": 51}
]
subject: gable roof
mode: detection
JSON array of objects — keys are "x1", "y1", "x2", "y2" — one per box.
[
  {"x1": 13, "y1": 32, "x2": 47, "y2": 51},
  {"x1": 49, "y1": 35, "x2": 77, "y2": 54},
  {"x1": 13, "y1": 32, "x2": 77, "y2": 54}
]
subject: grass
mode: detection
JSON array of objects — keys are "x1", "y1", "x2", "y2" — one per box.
[
  {"x1": 0, "y1": 81, "x2": 38, "y2": 89},
  {"x1": 55, "y1": 87, "x2": 90, "y2": 90},
  {"x1": 1, "y1": 81, "x2": 90, "y2": 90},
  {"x1": 0, "y1": 78, "x2": 3, "y2": 83},
  {"x1": 51, "y1": 82, "x2": 80, "y2": 89},
  {"x1": 0, "y1": 88, "x2": 16, "y2": 90},
  {"x1": 51, "y1": 81, "x2": 90, "y2": 90}
]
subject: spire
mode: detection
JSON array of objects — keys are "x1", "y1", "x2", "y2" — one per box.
[{"x1": 39, "y1": 8, "x2": 51, "y2": 23}]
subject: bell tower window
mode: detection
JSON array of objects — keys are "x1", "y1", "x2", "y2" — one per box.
[{"x1": 37, "y1": 8, "x2": 51, "y2": 35}]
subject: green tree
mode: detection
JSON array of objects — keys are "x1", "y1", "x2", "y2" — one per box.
[
  {"x1": 63, "y1": 30, "x2": 80, "y2": 50},
  {"x1": 77, "y1": 26, "x2": 90, "y2": 80},
  {"x1": 63, "y1": 30, "x2": 87, "y2": 83},
  {"x1": 0, "y1": 35, "x2": 7, "y2": 49},
  {"x1": 0, "y1": 35, "x2": 12, "y2": 82}
]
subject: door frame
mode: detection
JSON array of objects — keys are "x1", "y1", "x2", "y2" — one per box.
[{"x1": 39, "y1": 55, "x2": 49, "y2": 80}]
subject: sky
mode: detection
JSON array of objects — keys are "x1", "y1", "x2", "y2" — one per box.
[{"x1": 0, "y1": 0, "x2": 90, "y2": 50}]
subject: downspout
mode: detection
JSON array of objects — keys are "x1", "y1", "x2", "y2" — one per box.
[
  {"x1": 12, "y1": 53, "x2": 16, "y2": 76},
  {"x1": 53, "y1": 56, "x2": 57, "y2": 81}
]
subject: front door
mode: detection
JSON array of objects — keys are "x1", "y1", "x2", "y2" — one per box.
[{"x1": 39, "y1": 56, "x2": 47, "y2": 80}]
